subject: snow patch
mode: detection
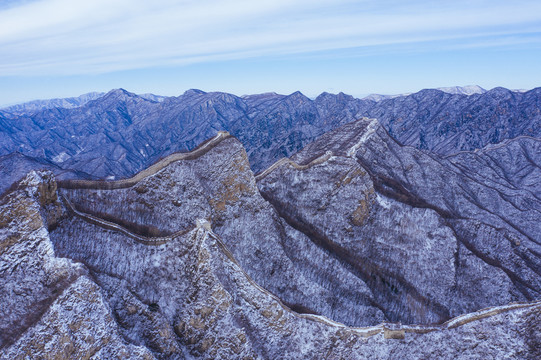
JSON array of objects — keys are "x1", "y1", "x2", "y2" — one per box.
[
  {"x1": 376, "y1": 193, "x2": 392, "y2": 209},
  {"x1": 196, "y1": 219, "x2": 212, "y2": 231},
  {"x1": 52, "y1": 152, "x2": 69, "y2": 163},
  {"x1": 346, "y1": 119, "x2": 379, "y2": 157}
]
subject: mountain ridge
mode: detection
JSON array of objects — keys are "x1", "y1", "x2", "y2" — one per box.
[
  {"x1": 1, "y1": 121, "x2": 540, "y2": 358},
  {"x1": 0, "y1": 89, "x2": 166, "y2": 116},
  {"x1": 0, "y1": 86, "x2": 538, "y2": 189}
]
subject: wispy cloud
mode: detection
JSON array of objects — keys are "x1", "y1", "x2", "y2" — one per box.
[{"x1": 1, "y1": 0, "x2": 540, "y2": 76}]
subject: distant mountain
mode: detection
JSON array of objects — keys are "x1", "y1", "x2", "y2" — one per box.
[
  {"x1": 362, "y1": 93, "x2": 410, "y2": 102},
  {"x1": 0, "y1": 86, "x2": 539, "y2": 185},
  {"x1": 0, "y1": 152, "x2": 94, "y2": 195},
  {"x1": 371, "y1": 87, "x2": 541, "y2": 154},
  {"x1": 138, "y1": 93, "x2": 167, "y2": 102},
  {"x1": 0, "y1": 91, "x2": 166, "y2": 116},
  {"x1": 436, "y1": 85, "x2": 486, "y2": 95},
  {"x1": 0, "y1": 92, "x2": 105, "y2": 115},
  {"x1": 363, "y1": 85, "x2": 486, "y2": 102}
]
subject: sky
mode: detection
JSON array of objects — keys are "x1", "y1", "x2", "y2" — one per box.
[{"x1": 0, "y1": 0, "x2": 541, "y2": 106}]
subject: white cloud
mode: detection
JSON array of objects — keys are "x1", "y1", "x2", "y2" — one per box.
[{"x1": 0, "y1": 0, "x2": 540, "y2": 75}]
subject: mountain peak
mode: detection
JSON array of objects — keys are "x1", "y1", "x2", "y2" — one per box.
[
  {"x1": 315, "y1": 91, "x2": 354, "y2": 102},
  {"x1": 413, "y1": 88, "x2": 446, "y2": 98},
  {"x1": 242, "y1": 92, "x2": 280, "y2": 98},
  {"x1": 98, "y1": 89, "x2": 140, "y2": 104},
  {"x1": 488, "y1": 86, "x2": 511, "y2": 93},
  {"x1": 437, "y1": 85, "x2": 486, "y2": 95},
  {"x1": 286, "y1": 91, "x2": 310, "y2": 101},
  {"x1": 485, "y1": 87, "x2": 513, "y2": 99},
  {"x1": 138, "y1": 93, "x2": 166, "y2": 102},
  {"x1": 182, "y1": 89, "x2": 207, "y2": 97},
  {"x1": 104, "y1": 88, "x2": 136, "y2": 98}
]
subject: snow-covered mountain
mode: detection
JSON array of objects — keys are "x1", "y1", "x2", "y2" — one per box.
[
  {"x1": 1, "y1": 86, "x2": 540, "y2": 187},
  {"x1": 0, "y1": 91, "x2": 167, "y2": 116},
  {"x1": 436, "y1": 85, "x2": 486, "y2": 95},
  {"x1": 1, "y1": 121, "x2": 539, "y2": 358},
  {"x1": 363, "y1": 85, "x2": 486, "y2": 101},
  {"x1": 0, "y1": 91, "x2": 106, "y2": 115}
]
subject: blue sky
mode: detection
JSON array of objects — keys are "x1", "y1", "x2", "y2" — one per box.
[{"x1": 1, "y1": 0, "x2": 540, "y2": 106}]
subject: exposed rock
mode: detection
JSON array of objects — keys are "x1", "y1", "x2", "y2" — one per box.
[{"x1": 1, "y1": 276, "x2": 156, "y2": 359}]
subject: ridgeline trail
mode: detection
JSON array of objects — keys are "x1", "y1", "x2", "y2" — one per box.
[{"x1": 58, "y1": 131, "x2": 231, "y2": 190}]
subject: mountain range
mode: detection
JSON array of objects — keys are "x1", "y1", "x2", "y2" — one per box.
[
  {"x1": 0, "y1": 86, "x2": 540, "y2": 359},
  {"x1": 0, "y1": 92, "x2": 167, "y2": 116},
  {"x1": 1, "y1": 86, "x2": 540, "y2": 193},
  {"x1": 362, "y1": 84, "x2": 487, "y2": 101}
]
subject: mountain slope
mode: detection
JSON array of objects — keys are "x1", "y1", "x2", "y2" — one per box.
[
  {"x1": 370, "y1": 87, "x2": 541, "y2": 154},
  {"x1": 40, "y1": 124, "x2": 541, "y2": 324},
  {"x1": 1, "y1": 135, "x2": 539, "y2": 358},
  {"x1": 56, "y1": 132, "x2": 386, "y2": 327},
  {"x1": 0, "y1": 152, "x2": 94, "y2": 195},
  {"x1": 258, "y1": 118, "x2": 541, "y2": 324}
]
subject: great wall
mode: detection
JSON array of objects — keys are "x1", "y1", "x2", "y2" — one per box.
[
  {"x1": 57, "y1": 131, "x2": 231, "y2": 190},
  {"x1": 50, "y1": 127, "x2": 541, "y2": 344},
  {"x1": 59, "y1": 183, "x2": 541, "y2": 342}
]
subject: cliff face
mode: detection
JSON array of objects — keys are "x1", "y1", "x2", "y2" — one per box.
[{"x1": 1, "y1": 124, "x2": 540, "y2": 359}]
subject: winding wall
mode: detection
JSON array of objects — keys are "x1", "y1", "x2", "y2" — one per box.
[{"x1": 58, "y1": 131, "x2": 231, "y2": 190}]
